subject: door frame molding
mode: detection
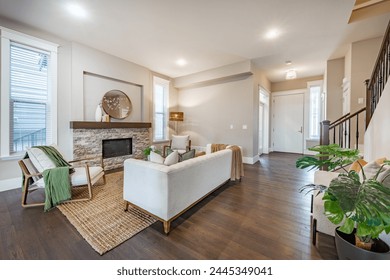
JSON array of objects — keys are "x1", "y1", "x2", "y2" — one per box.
[{"x1": 259, "y1": 86, "x2": 270, "y2": 155}]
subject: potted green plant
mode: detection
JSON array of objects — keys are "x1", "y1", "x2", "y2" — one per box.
[
  {"x1": 142, "y1": 145, "x2": 162, "y2": 160},
  {"x1": 143, "y1": 146, "x2": 153, "y2": 159},
  {"x1": 296, "y1": 144, "x2": 390, "y2": 259}
]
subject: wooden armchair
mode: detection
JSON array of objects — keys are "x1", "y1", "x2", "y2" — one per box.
[
  {"x1": 163, "y1": 135, "x2": 191, "y2": 157},
  {"x1": 19, "y1": 154, "x2": 105, "y2": 208}
]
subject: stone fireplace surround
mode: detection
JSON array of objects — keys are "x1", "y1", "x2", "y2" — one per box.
[{"x1": 70, "y1": 121, "x2": 151, "y2": 170}]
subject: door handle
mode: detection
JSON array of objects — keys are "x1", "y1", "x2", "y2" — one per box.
[{"x1": 298, "y1": 126, "x2": 303, "y2": 133}]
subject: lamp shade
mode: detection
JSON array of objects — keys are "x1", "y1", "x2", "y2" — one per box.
[{"x1": 169, "y1": 112, "x2": 184, "y2": 121}]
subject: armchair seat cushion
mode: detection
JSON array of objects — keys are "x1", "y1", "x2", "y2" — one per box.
[
  {"x1": 32, "y1": 166, "x2": 104, "y2": 188},
  {"x1": 71, "y1": 166, "x2": 104, "y2": 186}
]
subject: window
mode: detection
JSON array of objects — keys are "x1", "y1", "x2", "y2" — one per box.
[
  {"x1": 153, "y1": 76, "x2": 169, "y2": 142},
  {"x1": 1, "y1": 27, "x2": 58, "y2": 157},
  {"x1": 308, "y1": 81, "x2": 324, "y2": 139}
]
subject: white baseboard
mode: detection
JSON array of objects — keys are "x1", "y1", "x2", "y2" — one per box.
[
  {"x1": 243, "y1": 155, "x2": 259, "y2": 164},
  {"x1": 0, "y1": 177, "x2": 21, "y2": 192}
]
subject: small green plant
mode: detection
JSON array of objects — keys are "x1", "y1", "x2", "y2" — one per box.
[
  {"x1": 143, "y1": 146, "x2": 162, "y2": 158},
  {"x1": 296, "y1": 144, "x2": 390, "y2": 249},
  {"x1": 143, "y1": 147, "x2": 153, "y2": 156}
]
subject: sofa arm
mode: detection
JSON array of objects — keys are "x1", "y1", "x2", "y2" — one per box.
[
  {"x1": 123, "y1": 159, "x2": 170, "y2": 220},
  {"x1": 312, "y1": 170, "x2": 342, "y2": 236},
  {"x1": 313, "y1": 170, "x2": 340, "y2": 186}
]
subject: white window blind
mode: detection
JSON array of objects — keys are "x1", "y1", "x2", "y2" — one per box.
[
  {"x1": 309, "y1": 85, "x2": 321, "y2": 139},
  {"x1": 153, "y1": 77, "x2": 169, "y2": 141},
  {"x1": 9, "y1": 42, "x2": 51, "y2": 153}
]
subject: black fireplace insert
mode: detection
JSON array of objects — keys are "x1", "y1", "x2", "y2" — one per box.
[{"x1": 102, "y1": 138, "x2": 132, "y2": 159}]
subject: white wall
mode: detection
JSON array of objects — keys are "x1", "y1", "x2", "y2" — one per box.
[
  {"x1": 70, "y1": 42, "x2": 152, "y2": 124},
  {"x1": 364, "y1": 80, "x2": 390, "y2": 161},
  {"x1": 0, "y1": 17, "x2": 72, "y2": 183}
]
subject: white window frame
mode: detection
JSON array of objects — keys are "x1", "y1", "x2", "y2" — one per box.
[
  {"x1": 0, "y1": 27, "x2": 58, "y2": 158},
  {"x1": 152, "y1": 76, "x2": 169, "y2": 142},
  {"x1": 307, "y1": 80, "x2": 324, "y2": 140}
]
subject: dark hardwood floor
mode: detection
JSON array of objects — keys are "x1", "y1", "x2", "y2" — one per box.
[{"x1": 0, "y1": 152, "x2": 338, "y2": 260}]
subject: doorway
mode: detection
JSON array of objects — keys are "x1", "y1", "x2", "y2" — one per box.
[{"x1": 272, "y1": 92, "x2": 304, "y2": 154}]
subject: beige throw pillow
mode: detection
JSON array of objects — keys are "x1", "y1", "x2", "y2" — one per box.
[
  {"x1": 149, "y1": 150, "x2": 179, "y2": 166},
  {"x1": 149, "y1": 151, "x2": 165, "y2": 164},
  {"x1": 27, "y1": 147, "x2": 56, "y2": 173},
  {"x1": 164, "y1": 150, "x2": 179, "y2": 166},
  {"x1": 359, "y1": 157, "x2": 388, "y2": 181}
]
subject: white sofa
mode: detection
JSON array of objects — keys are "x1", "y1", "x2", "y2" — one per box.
[
  {"x1": 123, "y1": 149, "x2": 233, "y2": 234},
  {"x1": 312, "y1": 170, "x2": 340, "y2": 245}
]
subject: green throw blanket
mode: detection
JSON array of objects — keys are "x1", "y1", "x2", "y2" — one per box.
[
  {"x1": 43, "y1": 166, "x2": 72, "y2": 211},
  {"x1": 24, "y1": 146, "x2": 73, "y2": 212}
]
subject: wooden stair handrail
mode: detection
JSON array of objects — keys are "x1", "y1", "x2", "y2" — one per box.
[
  {"x1": 330, "y1": 112, "x2": 350, "y2": 126},
  {"x1": 329, "y1": 107, "x2": 366, "y2": 129}
]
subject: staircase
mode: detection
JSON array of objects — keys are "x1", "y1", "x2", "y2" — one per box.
[{"x1": 320, "y1": 18, "x2": 390, "y2": 156}]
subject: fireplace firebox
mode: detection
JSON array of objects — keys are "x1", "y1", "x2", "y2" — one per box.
[{"x1": 102, "y1": 138, "x2": 132, "y2": 159}]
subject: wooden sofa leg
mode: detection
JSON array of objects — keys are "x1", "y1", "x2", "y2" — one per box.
[
  {"x1": 163, "y1": 221, "x2": 171, "y2": 235},
  {"x1": 124, "y1": 201, "x2": 129, "y2": 211},
  {"x1": 312, "y1": 218, "x2": 317, "y2": 246}
]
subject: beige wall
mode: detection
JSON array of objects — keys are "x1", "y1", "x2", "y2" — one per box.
[
  {"x1": 350, "y1": 36, "x2": 382, "y2": 113},
  {"x1": 178, "y1": 77, "x2": 253, "y2": 156},
  {"x1": 176, "y1": 62, "x2": 271, "y2": 162},
  {"x1": 349, "y1": 36, "x2": 382, "y2": 148},
  {"x1": 326, "y1": 58, "x2": 344, "y2": 122},
  {"x1": 174, "y1": 60, "x2": 252, "y2": 88},
  {"x1": 271, "y1": 75, "x2": 324, "y2": 92}
]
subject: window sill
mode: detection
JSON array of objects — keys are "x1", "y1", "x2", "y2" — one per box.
[
  {"x1": 0, "y1": 153, "x2": 24, "y2": 161},
  {"x1": 152, "y1": 140, "x2": 169, "y2": 145}
]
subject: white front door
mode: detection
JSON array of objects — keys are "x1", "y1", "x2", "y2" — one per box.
[{"x1": 273, "y1": 93, "x2": 304, "y2": 154}]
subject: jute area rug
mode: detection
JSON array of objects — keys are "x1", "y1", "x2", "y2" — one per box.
[{"x1": 57, "y1": 171, "x2": 156, "y2": 255}]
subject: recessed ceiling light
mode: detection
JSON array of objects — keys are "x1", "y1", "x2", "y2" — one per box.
[
  {"x1": 176, "y1": 59, "x2": 187, "y2": 66},
  {"x1": 265, "y1": 29, "x2": 280, "y2": 40},
  {"x1": 285, "y1": 60, "x2": 292, "y2": 65},
  {"x1": 66, "y1": 3, "x2": 88, "y2": 19}
]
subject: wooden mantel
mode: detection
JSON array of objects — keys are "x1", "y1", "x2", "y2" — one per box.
[{"x1": 70, "y1": 121, "x2": 151, "y2": 129}]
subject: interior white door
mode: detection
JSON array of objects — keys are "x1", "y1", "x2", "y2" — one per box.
[{"x1": 273, "y1": 93, "x2": 304, "y2": 153}]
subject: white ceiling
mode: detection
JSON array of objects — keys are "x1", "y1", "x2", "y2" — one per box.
[{"x1": 0, "y1": 0, "x2": 389, "y2": 82}]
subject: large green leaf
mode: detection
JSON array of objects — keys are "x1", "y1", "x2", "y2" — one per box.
[
  {"x1": 296, "y1": 144, "x2": 390, "y2": 241},
  {"x1": 323, "y1": 199, "x2": 344, "y2": 224},
  {"x1": 327, "y1": 175, "x2": 360, "y2": 213},
  {"x1": 354, "y1": 180, "x2": 390, "y2": 227},
  {"x1": 296, "y1": 144, "x2": 360, "y2": 172},
  {"x1": 296, "y1": 156, "x2": 321, "y2": 171},
  {"x1": 339, "y1": 218, "x2": 354, "y2": 234}
]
